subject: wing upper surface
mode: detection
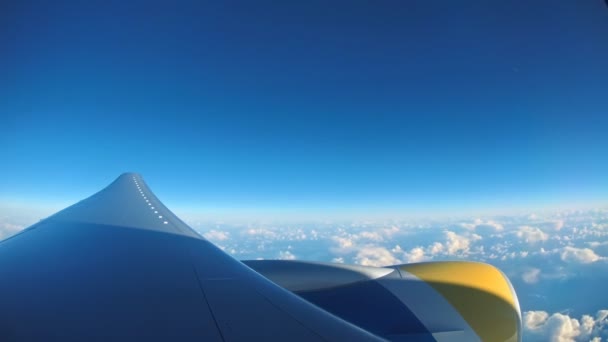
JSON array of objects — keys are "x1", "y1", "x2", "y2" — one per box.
[{"x1": 0, "y1": 173, "x2": 383, "y2": 341}]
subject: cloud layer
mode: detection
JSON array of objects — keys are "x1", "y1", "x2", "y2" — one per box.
[{"x1": 524, "y1": 310, "x2": 608, "y2": 342}]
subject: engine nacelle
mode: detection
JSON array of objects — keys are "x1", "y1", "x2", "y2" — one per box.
[{"x1": 243, "y1": 260, "x2": 521, "y2": 342}]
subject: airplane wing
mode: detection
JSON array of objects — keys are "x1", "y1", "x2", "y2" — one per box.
[
  {"x1": 0, "y1": 173, "x2": 382, "y2": 341},
  {"x1": 0, "y1": 173, "x2": 521, "y2": 341}
]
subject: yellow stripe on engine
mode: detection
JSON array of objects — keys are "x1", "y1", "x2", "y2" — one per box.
[{"x1": 401, "y1": 261, "x2": 519, "y2": 342}]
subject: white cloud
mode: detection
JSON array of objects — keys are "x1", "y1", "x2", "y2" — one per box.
[
  {"x1": 429, "y1": 242, "x2": 444, "y2": 255},
  {"x1": 404, "y1": 246, "x2": 427, "y2": 263},
  {"x1": 381, "y1": 226, "x2": 401, "y2": 237},
  {"x1": 525, "y1": 310, "x2": 550, "y2": 330},
  {"x1": 460, "y1": 218, "x2": 503, "y2": 231},
  {"x1": 342, "y1": 226, "x2": 401, "y2": 244},
  {"x1": 354, "y1": 246, "x2": 401, "y2": 267},
  {"x1": 522, "y1": 268, "x2": 541, "y2": 284},
  {"x1": 0, "y1": 221, "x2": 24, "y2": 240},
  {"x1": 581, "y1": 314, "x2": 596, "y2": 337},
  {"x1": 246, "y1": 228, "x2": 278, "y2": 239},
  {"x1": 516, "y1": 226, "x2": 549, "y2": 244},
  {"x1": 560, "y1": 246, "x2": 604, "y2": 264},
  {"x1": 331, "y1": 236, "x2": 355, "y2": 252},
  {"x1": 358, "y1": 231, "x2": 384, "y2": 242},
  {"x1": 392, "y1": 245, "x2": 429, "y2": 263},
  {"x1": 202, "y1": 230, "x2": 230, "y2": 241},
  {"x1": 588, "y1": 241, "x2": 608, "y2": 248},
  {"x1": 545, "y1": 313, "x2": 582, "y2": 342},
  {"x1": 445, "y1": 230, "x2": 481, "y2": 255},
  {"x1": 278, "y1": 250, "x2": 296, "y2": 260},
  {"x1": 524, "y1": 310, "x2": 608, "y2": 342}
]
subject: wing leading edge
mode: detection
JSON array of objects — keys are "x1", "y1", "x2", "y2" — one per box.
[{"x1": 0, "y1": 173, "x2": 382, "y2": 341}]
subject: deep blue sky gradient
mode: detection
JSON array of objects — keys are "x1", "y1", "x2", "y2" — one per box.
[{"x1": 1, "y1": 1, "x2": 607, "y2": 217}]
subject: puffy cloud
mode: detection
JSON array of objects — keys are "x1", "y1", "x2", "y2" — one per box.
[
  {"x1": 381, "y1": 226, "x2": 401, "y2": 237},
  {"x1": 354, "y1": 246, "x2": 401, "y2": 267},
  {"x1": 392, "y1": 245, "x2": 429, "y2": 263},
  {"x1": 331, "y1": 236, "x2": 355, "y2": 251},
  {"x1": 460, "y1": 219, "x2": 504, "y2": 232},
  {"x1": 445, "y1": 230, "x2": 481, "y2": 255},
  {"x1": 404, "y1": 246, "x2": 427, "y2": 263},
  {"x1": 560, "y1": 247, "x2": 604, "y2": 264},
  {"x1": 358, "y1": 231, "x2": 383, "y2": 242},
  {"x1": 246, "y1": 228, "x2": 278, "y2": 239},
  {"x1": 525, "y1": 310, "x2": 550, "y2": 330},
  {"x1": 516, "y1": 226, "x2": 549, "y2": 244},
  {"x1": 278, "y1": 250, "x2": 296, "y2": 260},
  {"x1": 524, "y1": 310, "x2": 608, "y2": 342},
  {"x1": 429, "y1": 242, "x2": 444, "y2": 255},
  {"x1": 581, "y1": 314, "x2": 596, "y2": 337},
  {"x1": 330, "y1": 226, "x2": 403, "y2": 255},
  {"x1": 391, "y1": 242, "x2": 444, "y2": 263},
  {"x1": 0, "y1": 221, "x2": 25, "y2": 240},
  {"x1": 344, "y1": 226, "x2": 401, "y2": 244},
  {"x1": 331, "y1": 257, "x2": 345, "y2": 263},
  {"x1": 597, "y1": 310, "x2": 608, "y2": 323},
  {"x1": 522, "y1": 267, "x2": 541, "y2": 284},
  {"x1": 202, "y1": 230, "x2": 230, "y2": 241},
  {"x1": 544, "y1": 313, "x2": 581, "y2": 342}
]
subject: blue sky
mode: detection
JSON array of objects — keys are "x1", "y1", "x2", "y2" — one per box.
[{"x1": 1, "y1": 0, "x2": 607, "y2": 218}]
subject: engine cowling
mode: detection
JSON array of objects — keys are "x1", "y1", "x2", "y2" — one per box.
[{"x1": 243, "y1": 260, "x2": 521, "y2": 342}]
